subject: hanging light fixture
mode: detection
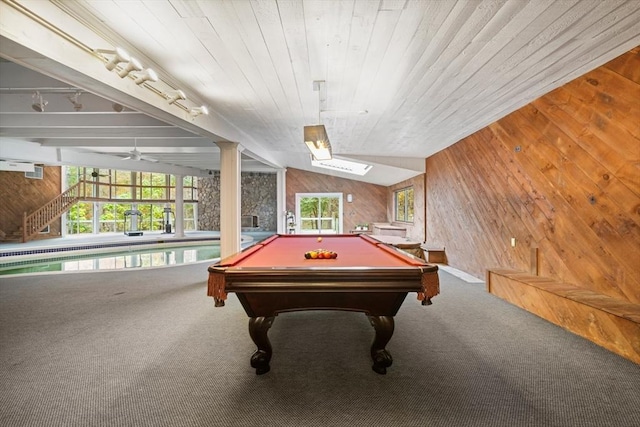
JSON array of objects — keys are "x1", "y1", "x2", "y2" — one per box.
[
  {"x1": 304, "y1": 80, "x2": 332, "y2": 160},
  {"x1": 304, "y1": 125, "x2": 332, "y2": 160}
]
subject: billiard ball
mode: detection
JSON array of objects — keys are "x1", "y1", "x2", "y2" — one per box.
[{"x1": 317, "y1": 236, "x2": 323, "y2": 242}]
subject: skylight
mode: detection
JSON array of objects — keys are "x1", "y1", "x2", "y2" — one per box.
[{"x1": 311, "y1": 157, "x2": 372, "y2": 176}]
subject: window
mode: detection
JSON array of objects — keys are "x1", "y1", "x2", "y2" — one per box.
[
  {"x1": 183, "y1": 203, "x2": 196, "y2": 230},
  {"x1": 295, "y1": 193, "x2": 343, "y2": 234},
  {"x1": 63, "y1": 166, "x2": 199, "y2": 235},
  {"x1": 394, "y1": 187, "x2": 414, "y2": 223},
  {"x1": 67, "y1": 201, "x2": 94, "y2": 234},
  {"x1": 25, "y1": 165, "x2": 43, "y2": 179}
]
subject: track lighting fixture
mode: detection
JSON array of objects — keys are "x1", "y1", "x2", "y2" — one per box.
[
  {"x1": 117, "y1": 57, "x2": 143, "y2": 78},
  {"x1": 103, "y1": 47, "x2": 131, "y2": 71},
  {"x1": 164, "y1": 89, "x2": 187, "y2": 105},
  {"x1": 31, "y1": 91, "x2": 48, "y2": 112},
  {"x1": 190, "y1": 106, "x2": 209, "y2": 118},
  {"x1": 98, "y1": 46, "x2": 190, "y2": 112},
  {"x1": 67, "y1": 92, "x2": 83, "y2": 111},
  {"x1": 133, "y1": 68, "x2": 158, "y2": 85}
]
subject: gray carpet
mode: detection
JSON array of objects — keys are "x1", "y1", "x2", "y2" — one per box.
[{"x1": 1, "y1": 264, "x2": 639, "y2": 427}]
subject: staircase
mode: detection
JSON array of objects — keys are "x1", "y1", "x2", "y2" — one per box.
[{"x1": 13, "y1": 181, "x2": 86, "y2": 243}]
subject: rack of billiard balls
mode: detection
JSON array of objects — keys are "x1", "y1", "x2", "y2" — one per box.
[{"x1": 304, "y1": 249, "x2": 338, "y2": 259}]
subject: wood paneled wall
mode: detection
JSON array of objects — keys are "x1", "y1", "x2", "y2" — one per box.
[
  {"x1": 0, "y1": 166, "x2": 62, "y2": 240},
  {"x1": 426, "y1": 47, "x2": 640, "y2": 304},
  {"x1": 285, "y1": 168, "x2": 388, "y2": 232}
]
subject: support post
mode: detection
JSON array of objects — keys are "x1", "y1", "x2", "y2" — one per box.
[
  {"x1": 277, "y1": 169, "x2": 287, "y2": 234},
  {"x1": 174, "y1": 174, "x2": 185, "y2": 237},
  {"x1": 217, "y1": 142, "x2": 242, "y2": 258}
]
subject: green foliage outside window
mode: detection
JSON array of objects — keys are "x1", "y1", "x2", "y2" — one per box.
[
  {"x1": 67, "y1": 201, "x2": 93, "y2": 234},
  {"x1": 299, "y1": 195, "x2": 340, "y2": 232},
  {"x1": 65, "y1": 167, "x2": 198, "y2": 235},
  {"x1": 394, "y1": 187, "x2": 414, "y2": 223}
]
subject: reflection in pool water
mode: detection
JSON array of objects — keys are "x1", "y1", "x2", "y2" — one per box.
[{"x1": 0, "y1": 244, "x2": 221, "y2": 276}]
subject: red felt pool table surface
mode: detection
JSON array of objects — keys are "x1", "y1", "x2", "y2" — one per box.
[{"x1": 222, "y1": 233, "x2": 426, "y2": 268}]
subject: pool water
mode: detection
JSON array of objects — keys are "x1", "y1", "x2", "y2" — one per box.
[{"x1": 0, "y1": 244, "x2": 221, "y2": 276}]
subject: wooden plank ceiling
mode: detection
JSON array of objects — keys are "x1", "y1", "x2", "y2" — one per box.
[{"x1": 1, "y1": 0, "x2": 639, "y2": 185}]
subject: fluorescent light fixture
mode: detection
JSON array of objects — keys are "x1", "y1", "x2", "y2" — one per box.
[
  {"x1": 304, "y1": 125, "x2": 332, "y2": 161},
  {"x1": 165, "y1": 89, "x2": 187, "y2": 104},
  {"x1": 104, "y1": 47, "x2": 131, "y2": 71},
  {"x1": 190, "y1": 106, "x2": 209, "y2": 117},
  {"x1": 311, "y1": 157, "x2": 373, "y2": 176},
  {"x1": 117, "y1": 57, "x2": 143, "y2": 78},
  {"x1": 133, "y1": 68, "x2": 158, "y2": 85}
]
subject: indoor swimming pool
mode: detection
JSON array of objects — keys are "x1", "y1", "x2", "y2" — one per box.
[{"x1": 0, "y1": 242, "x2": 221, "y2": 276}]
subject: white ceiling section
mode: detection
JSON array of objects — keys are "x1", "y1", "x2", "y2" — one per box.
[{"x1": 1, "y1": 0, "x2": 639, "y2": 185}]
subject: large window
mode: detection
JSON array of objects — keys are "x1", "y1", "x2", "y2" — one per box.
[
  {"x1": 394, "y1": 187, "x2": 414, "y2": 223},
  {"x1": 99, "y1": 202, "x2": 129, "y2": 232},
  {"x1": 64, "y1": 167, "x2": 198, "y2": 235}
]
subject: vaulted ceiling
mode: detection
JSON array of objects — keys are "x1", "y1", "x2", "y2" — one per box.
[{"x1": 1, "y1": 0, "x2": 639, "y2": 185}]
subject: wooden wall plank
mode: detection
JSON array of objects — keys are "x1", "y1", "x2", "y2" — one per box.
[
  {"x1": 0, "y1": 167, "x2": 62, "y2": 240},
  {"x1": 601, "y1": 47, "x2": 640, "y2": 85},
  {"x1": 495, "y1": 107, "x2": 640, "y2": 301}
]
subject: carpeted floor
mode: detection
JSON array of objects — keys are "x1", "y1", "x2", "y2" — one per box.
[{"x1": 1, "y1": 263, "x2": 639, "y2": 427}]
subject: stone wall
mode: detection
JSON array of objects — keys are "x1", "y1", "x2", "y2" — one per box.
[
  {"x1": 197, "y1": 172, "x2": 220, "y2": 231},
  {"x1": 197, "y1": 172, "x2": 277, "y2": 231}
]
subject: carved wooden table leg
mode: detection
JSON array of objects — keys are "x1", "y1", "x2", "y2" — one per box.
[
  {"x1": 368, "y1": 315, "x2": 394, "y2": 374},
  {"x1": 248, "y1": 316, "x2": 275, "y2": 375}
]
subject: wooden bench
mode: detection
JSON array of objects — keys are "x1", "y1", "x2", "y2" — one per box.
[
  {"x1": 487, "y1": 269, "x2": 640, "y2": 364},
  {"x1": 394, "y1": 242, "x2": 425, "y2": 260},
  {"x1": 371, "y1": 223, "x2": 407, "y2": 237},
  {"x1": 420, "y1": 245, "x2": 446, "y2": 264}
]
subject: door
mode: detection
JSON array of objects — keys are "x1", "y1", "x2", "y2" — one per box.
[{"x1": 295, "y1": 193, "x2": 343, "y2": 234}]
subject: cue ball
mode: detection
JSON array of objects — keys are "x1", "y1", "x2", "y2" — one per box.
[{"x1": 317, "y1": 237, "x2": 323, "y2": 242}]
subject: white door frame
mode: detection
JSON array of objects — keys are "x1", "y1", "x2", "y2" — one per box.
[{"x1": 294, "y1": 192, "x2": 344, "y2": 234}]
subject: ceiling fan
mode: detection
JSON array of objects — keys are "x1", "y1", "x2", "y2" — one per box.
[{"x1": 122, "y1": 139, "x2": 158, "y2": 162}]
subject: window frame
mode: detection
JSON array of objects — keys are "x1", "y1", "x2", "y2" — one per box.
[{"x1": 394, "y1": 186, "x2": 414, "y2": 223}]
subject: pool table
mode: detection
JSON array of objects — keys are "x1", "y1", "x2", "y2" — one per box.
[{"x1": 207, "y1": 233, "x2": 439, "y2": 375}]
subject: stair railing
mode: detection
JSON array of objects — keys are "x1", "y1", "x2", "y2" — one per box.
[{"x1": 22, "y1": 180, "x2": 86, "y2": 243}]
